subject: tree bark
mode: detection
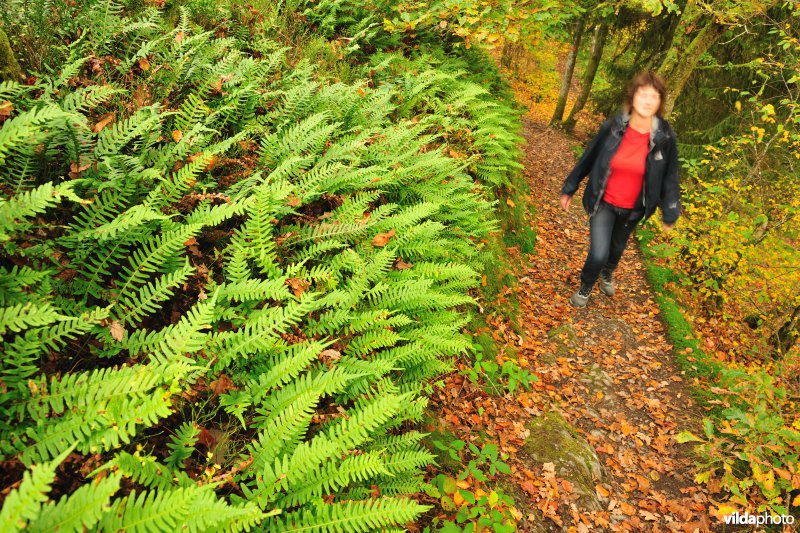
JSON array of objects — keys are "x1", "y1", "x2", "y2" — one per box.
[
  {"x1": 0, "y1": 28, "x2": 23, "y2": 82},
  {"x1": 658, "y1": 19, "x2": 725, "y2": 117},
  {"x1": 550, "y1": 18, "x2": 586, "y2": 125},
  {"x1": 563, "y1": 21, "x2": 608, "y2": 132}
]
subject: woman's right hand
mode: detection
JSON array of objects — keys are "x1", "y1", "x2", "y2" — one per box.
[{"x1": 560, "y1": 194, "x2": 572, "y2": 210}]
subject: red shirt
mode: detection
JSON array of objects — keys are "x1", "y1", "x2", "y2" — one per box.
[{"x1": 603, "y1": 127, "x2": 649, "y2": 209}]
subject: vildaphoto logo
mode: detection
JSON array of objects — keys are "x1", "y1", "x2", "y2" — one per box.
[{"x1": 723, "y1": 512, "x2": 796, "y2": 526}]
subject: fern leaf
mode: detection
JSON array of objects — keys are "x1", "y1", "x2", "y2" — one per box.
[{"x1": 0, "y1": 446, "x2": 74, "y2": 532}]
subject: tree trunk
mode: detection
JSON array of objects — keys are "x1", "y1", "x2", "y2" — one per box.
[
  {"x1": 563, "y1": 22, "x2": 608, "y2": 132},
  {"x1": 0, "y1": 28, "x2": 23, "y2": 82},
  {"x1": 550, "y1": 18, "x2": 586, "y2": 125},
  {"x1": 775, "y1": 303, "x2": 800, "y2": 355},
  {"x1": 658, "y1": 19, "x2": 725, "y2": 117}
]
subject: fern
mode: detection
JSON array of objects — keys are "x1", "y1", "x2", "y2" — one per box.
[
  {"x1": 0, "y1": 446, "x2": 74, "y2": 532},
  {"x1": 0, "y1": 182, "x2": 80, "y2": 235},
  {"x1": 110, "y1": 451, "x2": 194, "y2": 490},
  {"x1": 165, "y1": 421, "x2": 200, "y2": 469},
  {"x1": 268, "y1": 497, "x2": 430, "y2": 532},
  {"x1": 29, "y1": 473, "x2": 122, "y2": 533}
]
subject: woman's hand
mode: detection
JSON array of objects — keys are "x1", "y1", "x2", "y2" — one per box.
[
  {"x1": 560, "y1": 194, "x2": 572, "y2": 210},
  {"x1": 662, "y1": 222, "x2": 675, "y2": 232}
]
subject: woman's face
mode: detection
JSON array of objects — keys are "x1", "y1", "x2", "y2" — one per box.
[{"x1": 632, "y1": 85, "x2": 661, "y2": 119}]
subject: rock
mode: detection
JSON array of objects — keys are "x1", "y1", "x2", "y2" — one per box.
[
  {"x1": 581, "y1": 362, "x2": 617, "y2": 407},
  {"x1": 522, "y1": 410, "x2": 605, "y2": 511}
]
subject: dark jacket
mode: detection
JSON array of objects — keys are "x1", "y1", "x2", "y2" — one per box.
[{"x1": 561, "y1": 111, "x2": 681, "y2": 224}]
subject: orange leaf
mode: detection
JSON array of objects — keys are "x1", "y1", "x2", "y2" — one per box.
[
  {"x1": 210, "y1": 374, "x2": 235, "y2": 396},
  {"x1": 357, "y1": 87, "x2": 366, "y2": 97},
  {"x1": 481, "y1": 275, "x2": 487, "y2": 286},
  {"x1": 184, "y1": 237, "x2": 198, "y2": 246},
  {"x1": 561, "y1": 479, "x2": 573, "y2": 493},
  {"x1": 595, "y1": 484, "x2": 610, "y2": 498},
  {"x1": 172, "y1": 130, "x2": 183, "y2": 142},
  {"x1": 395, "y1": 257, "x2": 413, "y2": 270},
  {"x1": 175, "y1": 31, "x2": 185, "y2": 43},
  {"x1": 0, "y1": 100, "x2": 12, "y2": 120},
  {"x1": 620, "y1": 502, "x2": 636, "y2": 516},
  {"x1": 371, "y1": 228, "x2": 395, "y2": 247},
  {"x1": 138, "y1": 57, "x2": 151, "y2": 71},
  {"x1": 92, "y1": 113, "x2": 115, "y2": 133},
  {"x1": 286, "y1": 277, "x2": 311, "y2": 297},
  {"x1": 521, "y1": 480, "x2": 537, "y2": 496},
  {"x1": 506, "y1": 198, "x2": 516, "y2": 208}
]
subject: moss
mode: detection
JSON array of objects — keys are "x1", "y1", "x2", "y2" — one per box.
[
  {"x1": 636, "y1": 226, "x2": 725, "y2": 409},
  {"x1": 0, "y1": 28, "x2": 23, "y2": 82},
  {"x1": 547, "y1": 324, "x2": 578, "y2": 351},
  {"x1": 523, "y1": 411, "x2": 604, "y2": 510}
]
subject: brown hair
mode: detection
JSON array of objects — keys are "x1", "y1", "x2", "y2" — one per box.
[{"x1": 624, "y1": 71, "x2": 667, "y2": 117}]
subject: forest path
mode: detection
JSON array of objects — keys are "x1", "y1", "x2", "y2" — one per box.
[{"x1": 509, "y1": 117, "x2": 718, "y2": 532}]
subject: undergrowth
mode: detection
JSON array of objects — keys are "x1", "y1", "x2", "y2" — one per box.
[{"x1": 0, "y1": 0, "x2": 530, "y2": 530}]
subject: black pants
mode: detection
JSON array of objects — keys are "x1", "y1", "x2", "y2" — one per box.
[{"x1": 580, "y1": 200, "x2": 641, "y2": 287}]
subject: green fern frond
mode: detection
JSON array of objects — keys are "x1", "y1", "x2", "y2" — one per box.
[
  {"x1": 0, "y1": 446, "x2": 74, "y2": 532},
  {"x1": 29, "y1": 473, "x2": 122, "y2": 533},
  {"x1": 166, "y1": 421, "x2": 199, "y2": 469},
  {"x1": 268, "y1": 497, "x2": 429, "y2": 532}
]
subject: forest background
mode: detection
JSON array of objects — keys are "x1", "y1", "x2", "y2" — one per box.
[{"x1": 0, "y1": 0, "x2": 798, "y2": 531}]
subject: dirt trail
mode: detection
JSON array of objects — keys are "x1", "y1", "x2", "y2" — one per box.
[{"x1": 510, "y1": 117, "x2": 720, "y2": 532}]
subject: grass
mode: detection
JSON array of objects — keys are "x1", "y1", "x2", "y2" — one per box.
[{"x1": 636, "y1": 224, "x2": 726, "y2": 406}]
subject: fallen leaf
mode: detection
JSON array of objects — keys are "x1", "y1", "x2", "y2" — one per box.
[
  {"x1": 0, "y1": 100, "x2": 12, "y2": 120},
  {"x1": 175, "y1": 31, "x2": 185, "y2": 43},
  {"x1": 93, "y1": 113, "x2": 116, "y2": 133},
  {"x1": 197, "y1": 426, "x2": 218, "y2": 448},
  {"x1": 506, "y1": 198, "x2": 516, "y2": 208},
  {"x1": 210, "y1": 374, "x2": 235, "y2": 396},
  {"x1": 595, "y1": 484, "x2": 610, "y2": 498},
  {"x1": 395, "y1": 257, "x2": 413, "y2": 270},
  {"x1": 319, "y1": 349, "x2": 341, "y2": 363},
  {"x1": 172, "y1": 130, "x2": 183, "y2": 142},
  {"x1": 286, "y1": 278, "x2": 311, "y2": 297},
  {"x1": 138, "y1": 57, "x2": 151, "y2": 71},
  {"x1": 109, "y1": 320, "x2": 125, "y2": 342},
  {"x1": 371, "y1": 228, "x2": 395, "y2": 247}
]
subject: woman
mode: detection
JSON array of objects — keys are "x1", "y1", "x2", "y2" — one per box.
[{"x1": 560, "y1": 71, "x2": 681, "y2": 307}]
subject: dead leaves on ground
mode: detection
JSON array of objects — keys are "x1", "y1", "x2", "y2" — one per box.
[{"x1": 427, "y1": 119, "x2": 716, "y2": 532}]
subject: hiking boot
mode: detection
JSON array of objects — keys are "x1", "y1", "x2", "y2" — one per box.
[
  {"x1": 599, "y1": 269, "x2": 615, "y2": 296},
  {"x1": 569, "y1": 283, "x2": 592, "y2": 308}
]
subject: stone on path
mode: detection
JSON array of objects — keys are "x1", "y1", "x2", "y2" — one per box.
[{"x1": 523, "y1": 410, "x2": 606, "y2": 512}]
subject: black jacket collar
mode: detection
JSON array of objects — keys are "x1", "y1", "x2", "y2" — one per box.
[{"x1": 612, "y1": 111, "x2": 671, "y2": 150}]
